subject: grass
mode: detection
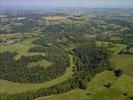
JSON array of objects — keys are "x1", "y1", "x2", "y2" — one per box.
[
  {"x1": 37, "y1": 43, "x2": 133, "y2": 100},
  {"x1": 37, "y1": 71, "x2": 133, "y2": 100},
  {"x1": 109, "y1": 44, "x2": 127, "y2": 54},
  {"x1": 86, "y1": 71, "x2": 117, "y2": 93},
  {"x1": 0, "y1": 38, "x2": 45, "y2": 59},
  {"x1": 111, "y1": 54, "x2": 133, "y2": 77},
  {"x1": 27, "y1": 60, "x2": 52, "y2": 68},
  {"x1": 114, "y1": 74, "x2": 133, "y2": 96},
  {"x1": 96, "y1": 42, "x2": 127, "y2": 54},
  {"x1": 36, "y1": 89, "x2": 89, "y2": 100},
  {"x1": 110, "y1": 36, "x2": 122, "y2": 41},
  {"x1": 91, "y1": 88, "x2": 122, "y2": 100},
  {"x1": 0, "y1": 33, "x2": 21, "y2": 40},
  {"x1": 129, "y1": 47, "x2": 133, "y2": 53},
  {"x1": 36, "y1": 71, "x2": 118, "y2": 100},
  {"x1": 0, "y1": 33, "x2": 37, "y2": 41},
  {"x1": 0, "y1": 55, "x2": 74, "y2": 94}
]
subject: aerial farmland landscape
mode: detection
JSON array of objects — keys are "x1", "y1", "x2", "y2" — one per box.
[{"x1": 0, "y1": 0, "x2": 133, "y2": 100}]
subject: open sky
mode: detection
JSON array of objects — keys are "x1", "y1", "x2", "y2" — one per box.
[{"x1": 1, "y1": 0, "x2": 133, "y2": 8}]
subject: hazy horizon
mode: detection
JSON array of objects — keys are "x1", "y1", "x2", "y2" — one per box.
[{"x1": 1, "y1": 0, "x2": 133, "y2": 9}]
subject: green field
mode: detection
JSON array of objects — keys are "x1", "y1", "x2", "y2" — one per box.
[
  {"x1": 109, "y1": 44, "x2": 127, "y2": 54},
  {"x1": 36, "y1": 71, "x2": 118, "y2": 100},
  {"x1": 111, "y1": 54, "x2": 133, "y2": 77},
  {"x1": 37, "y1": 70, "x2": 133, "y2": 100},
  {"x1": 0, "y1": 33, "x2": 21, "y2": 40},
  {"x1": 0, "y1": 33, "x2": 38, "y2": 41},
  {"x1": 129, "y1": 47, "x2": 133, "y2": 53},
  {"x1": 0, "y1": 55, "x2": 74, "y2": 94},
  {"x1": 0, "y1": 38, "x2": 45, "y2": 59},
  {"x1": 36, "y1": 89, "x2": 89, "y2": 100},
  {"x1": 27, "y1": 60, "x2": 52, "y2": 68}
]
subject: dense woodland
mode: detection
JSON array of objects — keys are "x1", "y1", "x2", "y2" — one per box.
[{"x1": 0, "y1": 46, "x2": 69, "y2": 83}]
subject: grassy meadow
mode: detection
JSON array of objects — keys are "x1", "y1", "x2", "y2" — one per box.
[{"x1": 27, "y1": 60, "x2": 52, "y2": 68}]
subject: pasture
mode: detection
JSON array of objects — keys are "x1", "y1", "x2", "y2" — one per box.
[
  {"x1": 36, "y1": 71, "x2": 119, "y2": 100},
  {"x1": 27, "y1": 60, "x2": 52, "y2": 68}
]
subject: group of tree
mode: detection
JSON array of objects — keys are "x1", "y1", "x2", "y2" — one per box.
[
  {"x1": 71, "y1": 42, "x2": 112, "y2": 89},
  {"x1": 0, "y1": 46, "x2": 69, "y2": 83}
]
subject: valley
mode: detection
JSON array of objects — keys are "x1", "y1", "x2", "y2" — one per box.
[{"x1": 0, "y1": 8, "x2": 133, "y2": 100}]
